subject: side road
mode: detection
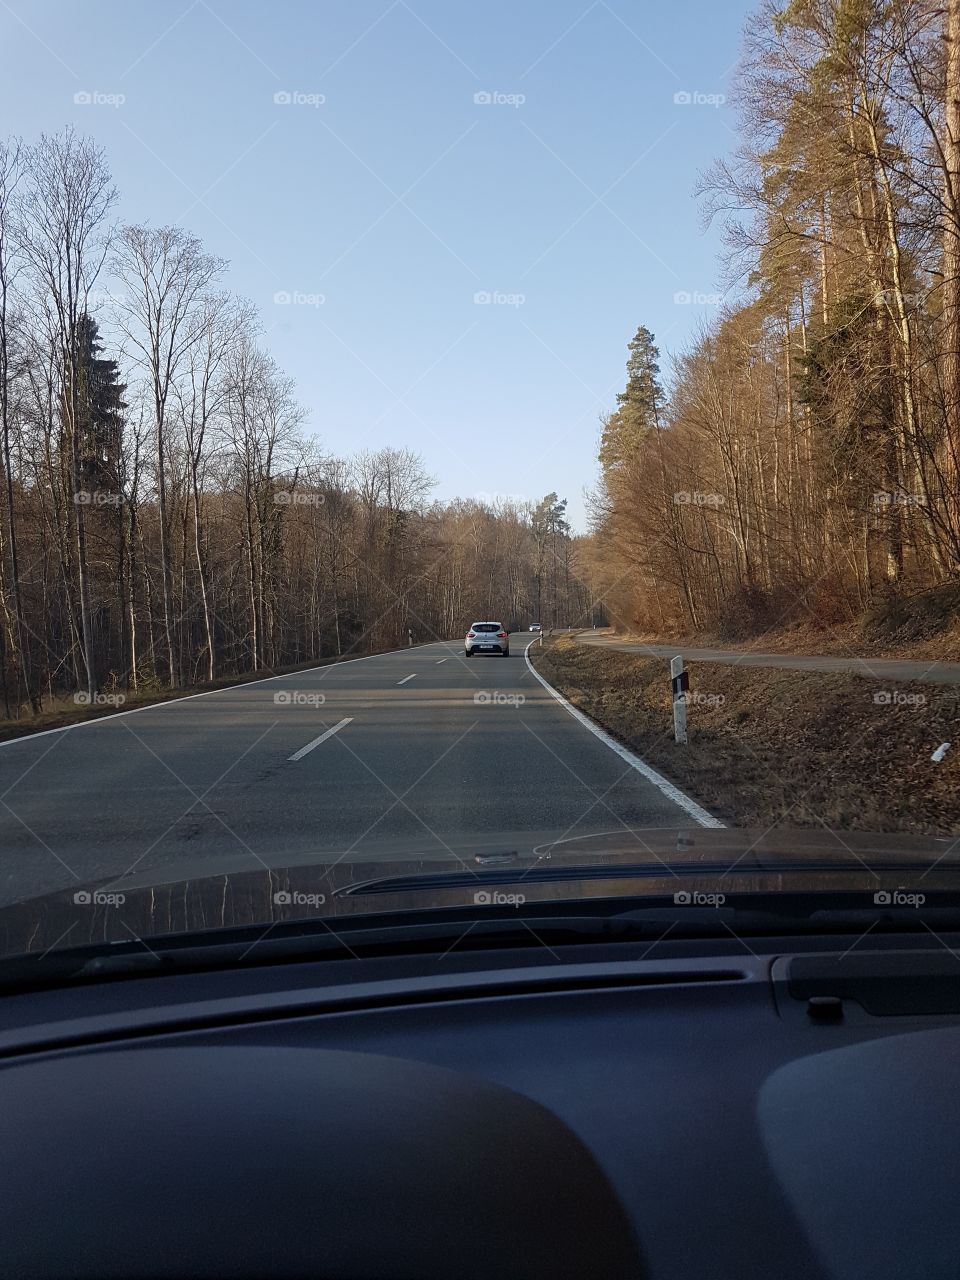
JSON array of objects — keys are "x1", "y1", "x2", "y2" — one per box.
[{"x1": 572, "y1": 632, "x2": 960, "y2": 685}]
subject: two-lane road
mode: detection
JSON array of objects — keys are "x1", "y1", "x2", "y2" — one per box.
[{"x1": 0, "y1": 635, "x2": 716, "y2": 907}]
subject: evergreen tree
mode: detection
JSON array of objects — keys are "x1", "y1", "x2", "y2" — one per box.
[
  {"x1": 73, "y1": 314, "x2": 125, "y2": 492},
  {"x1": 600, "y1": 325, "x2": 663, "y2": 474},
  {"x1": 532, "y1": 493, "x2": 570, "y2": 626}
]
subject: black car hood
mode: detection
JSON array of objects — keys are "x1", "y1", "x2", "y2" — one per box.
[{"x1": 0, "y1": 827, "x2": 958, "y2": 959}]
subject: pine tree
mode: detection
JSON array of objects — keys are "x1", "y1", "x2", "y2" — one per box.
[
  {"x1": 73, "y1": 314, "x2": 125, "y2": 493},
  {"x1": 599, "y1": 326, "x2": 663, "y2": 474},
  {"x1": 532, "y1": 493, "x2": 570, "y2": 626}
]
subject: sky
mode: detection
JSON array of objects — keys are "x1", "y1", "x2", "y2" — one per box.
[{"x1": 0, "y1": 0, "x2": 757, "y2": 530}]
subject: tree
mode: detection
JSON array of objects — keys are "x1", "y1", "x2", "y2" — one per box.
[
  {"x1": 0, "y1": 136, "x2": 38, "y2": 712},
  {"x1": 18, "y1": 128, "x2": 116, "y2": 701},
  {"x1": 73, "y1": 314, "x2": 125, "y2": 492},
  {"x1": 599, "y1": 325, "x2": 664, "y2": 475},
  {"x1": 532, "y1": 493, "x2": 570, "y2": 626},
  {"x1": 942, "y1": 0, "x2": 960, "y2": 566},
  {"x1": 113, "y1": 224, "x2": 226, "y2": 687}
]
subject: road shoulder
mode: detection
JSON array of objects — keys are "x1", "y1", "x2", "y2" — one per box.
[{"x1": 532, "y1": 636, "x2": 959, "y2": 835}]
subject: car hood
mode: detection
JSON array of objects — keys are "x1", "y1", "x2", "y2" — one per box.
[{"x1": 0, "y1": 827, "x2": 958, "y2": 959}]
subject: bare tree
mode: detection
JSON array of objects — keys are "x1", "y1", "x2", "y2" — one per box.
[
  {"x1": 0, "y1": 137, "x2": 39, "y2": 712},
  {"x1": 176, "y1": 294, "x2": 255, "y2": 681},
  {"x1": 18, "y1": 128, "x2": 116, "y2": 702},
  {"x1": 112, "y1": 225, "x2": 226, "y2": 687}
]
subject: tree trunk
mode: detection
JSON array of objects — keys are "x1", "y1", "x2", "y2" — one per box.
[{"x1": 942, "y1": 0, "x2": 960, "y2": 569}]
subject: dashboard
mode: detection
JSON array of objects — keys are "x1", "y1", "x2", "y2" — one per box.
[{"x1": 2, "y1": 931, "x2": 959, "y2": 1279}]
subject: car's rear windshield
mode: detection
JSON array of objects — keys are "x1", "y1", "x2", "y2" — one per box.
[{"x1": 472, "y1": 624, "x2": 500, "y2": 632}]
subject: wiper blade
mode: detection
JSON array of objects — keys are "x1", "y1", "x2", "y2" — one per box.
[
  {"x1": 4, "y1": 892, "x2": 960, "y2": 994},
  {"x1": 339, "y1": 860, "x2": 960, "y2": 896},
  {"x1": 0, "y1": 911, "x2": 673, "y2": 993}
]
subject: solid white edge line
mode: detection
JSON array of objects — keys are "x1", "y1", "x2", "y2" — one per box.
[
  {"x1": 524, "y1": 639, "x2": 725, "y2": 829},
  {"x1": 0, "y1": 642, "x2": 441, "y2": 750},
  {"x1": 397, "y1": 674, "x2": 417, "y2": 685},
  {"x1": 288, "y1": 717, "x2": 354, "y2": 762}
]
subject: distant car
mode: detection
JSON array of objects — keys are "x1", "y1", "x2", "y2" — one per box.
[
  {"x1": 529, "y1": 624, "x2": 542, "y2": 632},
  {"x1": 465, "y1": 622, "x2": 509, "y2": 657}
]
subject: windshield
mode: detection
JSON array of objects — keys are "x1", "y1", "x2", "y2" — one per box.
[{"x1": 0, "y1": 0, "x2": 957, "y2": 964}]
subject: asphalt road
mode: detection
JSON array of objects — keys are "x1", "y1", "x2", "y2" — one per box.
[
  {"x1": 573, "y1": 631, "x2": 960, "y2": 684},
  {"x1": 0, "y1": 635, "x2": 713, "y2": 908}
]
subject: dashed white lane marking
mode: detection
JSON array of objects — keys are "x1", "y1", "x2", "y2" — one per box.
[
  {"x1": 288, "y1": 717, "x2": 354, "y2": 762},
  {"x1": 397, "y1": 674, "x2": 417, "y2": 685},
  {"x1": 436, "y1": 659, "x2": 448, "y2": 664}
]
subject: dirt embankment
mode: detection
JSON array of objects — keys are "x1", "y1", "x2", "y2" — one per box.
[
  {"x1": 617, "y1": 583, "x2": 960, "y2": 663},
  {"x1": 531, "y1": 636, "x2": 960, "y2": 835}
]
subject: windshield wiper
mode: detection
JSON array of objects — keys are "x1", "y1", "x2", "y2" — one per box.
[
  {"x1": 0, "y1": 910, "x2": 676, "y2": 993},
  {"x1": 339, "y1": 860, "x2": 960, "y2": 896},
  {"x1": 4, "y1": 890, "x2": 960, "y2": 995}
]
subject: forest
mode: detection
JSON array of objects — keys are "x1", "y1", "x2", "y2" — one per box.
[
  {"x1": 591, "y1": 0, "x2": 960, "y2": 638},
  {"x1": 0, "y1": 130, "x2": 594, "y2": 715},
  {"x1": 6, "y1": 0, "x2": 960, "y2": 718}
]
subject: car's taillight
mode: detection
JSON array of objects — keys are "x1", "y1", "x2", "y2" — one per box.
[
  {"x1": 497, "y1": 631, "x2": 506, "y2": 638},
  {"x1": 467, "y1": 632, "x2": 475, "y2": 639}
]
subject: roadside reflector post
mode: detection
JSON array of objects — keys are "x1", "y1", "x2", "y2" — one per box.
[
  {"x1": 671, "y1": 655, "x2": 689, "y2": 745},
  {"x1": 407, "y1": 627, "x2": 413, "y2": 648}
]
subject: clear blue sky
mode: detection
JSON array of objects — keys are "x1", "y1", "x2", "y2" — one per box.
[{"x1": 1, "y1": 0, "x2": 756, "y2": 529}]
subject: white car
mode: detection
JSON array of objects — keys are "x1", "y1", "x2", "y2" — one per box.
[
  {"x1": 465, "y1": 622, "x2": 509, "y2": 657},
  {"x1": 529, "y1": 624, "x2": 542, "y2": 632}
]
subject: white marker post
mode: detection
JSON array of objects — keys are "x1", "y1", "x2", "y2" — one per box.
[{"x1": 671, "y1": 655, "x2": 688, "y2": 745}]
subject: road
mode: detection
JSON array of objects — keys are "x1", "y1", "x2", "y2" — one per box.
[
  {"x1": 573, "y1": 631, "x2": 960, "y2": 684},
  {"x1": 0, "y1": 635, "x2": 716, "y2": 908}
]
